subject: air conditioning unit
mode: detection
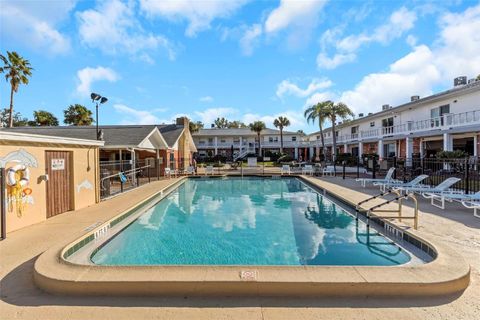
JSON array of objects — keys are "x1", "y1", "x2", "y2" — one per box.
[
  {"x1": 211, "y1": 124, "x2": 215, "y2": 128},
  {"x1": 454, "y1": 76, "x2": 467, "y2": 86},
  {"x1": 368, "y1": 112, "x2": 373, "y2": 115},
  {"x1": 358, "y1": 113, "x2": 364, "y2": 117},
  {"x1": 411, "y1": 95, "x2": 420, "y2": 102},
  {"x1": 468, "y1": 78, "x2": 477, "y2": 84},
  {"x1": 382, "y1": 104, "x2": 390, "y2": 110}
]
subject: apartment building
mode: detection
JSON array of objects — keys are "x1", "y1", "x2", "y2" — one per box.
[
  {"x1": 307, "y1": 77, "x2": 480, "y2": 160},
  {"x1": 192, "y1": 128, "x2": 310, "y2": 160}
]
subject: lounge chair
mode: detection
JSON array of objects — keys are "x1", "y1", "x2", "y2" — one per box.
[
  {"x1": 164, "y1": 167, "x2": 176, "y2": 178},
  {"x1": 281, "y1": 165, "x2": 291, "y2": 175},
  {"x1": 302, "y1": 165, "x2": 314, "y2": 176},
  {"x1": 356, "y1": 167, "x2": 395, "y2": 187},
  {"x1": 433, "y1": 191, "x2": 480, "y2": 217},
  {"x1": 322, "y1": 166, "x2": 335, "y2": 176},
  {"x1": 205, "y1": 165, "x2": 214, "y2": 175},
  {"x1": 184, "y1": 166, "x2": 195, "y2": 175},
  {"x1": 376, "y1": 174, "x2": 429, "y2": 192},
  {"x1": 395, "y1": 177, "x2": 462, "y2": 209}
]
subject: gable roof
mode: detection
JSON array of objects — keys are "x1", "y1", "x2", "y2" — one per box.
[
  {"x1": 156, "y1": 124, "x2": 185, "y2": 147},
  {"x1": 193, "y1": 127, "x2": 298, "y2": 136}
]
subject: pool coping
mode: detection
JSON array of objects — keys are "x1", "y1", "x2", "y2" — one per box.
[{"x1": 33, "y1": 175, "x2": 471, "y2": 297}]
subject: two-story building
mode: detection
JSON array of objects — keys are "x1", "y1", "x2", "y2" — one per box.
[
  {"x1": 192, "y1": 128, "x2": 309, "y2": 160},
  {"x1": 307, "y1": 77, "x2": 480, "y2": 160}
]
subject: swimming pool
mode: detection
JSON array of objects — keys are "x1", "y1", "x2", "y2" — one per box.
[{"x1": 91, "y1": 177, "x2": 411, "y2": 266}]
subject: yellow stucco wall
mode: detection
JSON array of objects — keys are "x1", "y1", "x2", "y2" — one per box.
[{"x1": 0, "y1": 142, "x2": 99, "y2": 233}]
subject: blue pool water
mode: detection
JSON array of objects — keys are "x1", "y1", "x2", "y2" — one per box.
[{"x1": 91, "y1": 177, "x2": 411, "y2": 266}]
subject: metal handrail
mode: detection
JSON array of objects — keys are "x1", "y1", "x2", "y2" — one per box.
[{"x1": 100, "y1": 165, "x2": 151, "y2": 190}]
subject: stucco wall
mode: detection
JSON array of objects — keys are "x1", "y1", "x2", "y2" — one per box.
[{"x1": 1, "y1": 142, "x2": 99, "y2": 233}]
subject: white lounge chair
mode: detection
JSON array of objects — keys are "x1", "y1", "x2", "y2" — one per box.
[
  {"x1": 302, "y1": 165, "x2": 314, "y2": 176},
  {"x1": 164, "y1": 167, "x2": 176, "y2": 178},
  {"x1": 396, "y1": 177, "x2": 462, "y2": 209},
  {"x1": 377, "y1": 174, "x2": 429, "y2": 192},
  {"x1": 322, "y1": 166, "x2": 335, "y2": 176},
  {"x1": 281, "y1": 165, "x2": 291, "y2": 175},
  {"x1": 184, "y1": 166, "x2": 195, "y2": 175},
  {"x1": 356, "y1": 167, "x2": 395, "y2": 187},
  {"x1": 432, "y1": 191, "x2": 480, "y2": 217},
  {"x1": 205, "y1": 165, "x2": 214, "y2": 175}
]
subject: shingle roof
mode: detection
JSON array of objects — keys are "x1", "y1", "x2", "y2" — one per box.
[
  {"x1": 193, "y1": 127, "x2": 298, "y2": 136},
  {"x1": 156, "y1": 124, "x2": 185, "y2": 147}
]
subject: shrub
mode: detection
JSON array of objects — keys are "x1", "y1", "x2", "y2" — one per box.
[{"x1": 436, "y1": 150, "x2": 468, "y2": 159}]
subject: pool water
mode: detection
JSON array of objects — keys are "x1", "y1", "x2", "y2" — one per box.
[{"x1": 91, "y1": 177, "x2": 411, "y2": 266}]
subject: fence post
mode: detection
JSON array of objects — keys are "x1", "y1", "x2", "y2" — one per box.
[
  {"x1": 120, "y1": 178, "x2": 124, "y2": 193},
  {"x1": 342, "y1": 161, "x2": 346, "y2": 180},
  {"x1": 157, "y1": 159, "x2": 160, "y2": 180},
  {"x1": 372, "y1": 157, "x2": 376, "y2": 179},
  {"x1": 393, "y1": 156, "x2": 397, "y2": 180},
  {"x1": 148, "y1": 165, "x2": 151, "y2": 183},
  {"x1": 356, "y1": 157, "x2": 360, "y2": 179},
  {"x1": 465, "y1": 159, "x2": 470, "y2": 194}
]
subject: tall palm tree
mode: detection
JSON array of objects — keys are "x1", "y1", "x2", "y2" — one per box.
[
  {"x1": 324, "y1": 102, "x2": 354, "y2": 161},
  {"x1": 304, "y1": 101, "x2": 331, "y2": 161},
  {"x1": 63, "y1": 104, "x2": 94, "y2": 126},
  {"x1": 273, "y1": 116, "x2": 290, "y2": 154},
  {"x1": 0, "y1": 51, "x2": 33, "y2": 127},
  {"x1": 214, "y1": 117, "x2": 229, "y2": 128},
  {"x1": 32, "y1": 110, "x2": 59, "y2": 126},
  {"x1": 249, "y1": 121, "x2": 266, "y2": 156}
]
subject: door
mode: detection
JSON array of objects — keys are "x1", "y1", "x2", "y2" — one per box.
[{"x1": 45, "y1": 151, "x2": 73, "y2": 218}]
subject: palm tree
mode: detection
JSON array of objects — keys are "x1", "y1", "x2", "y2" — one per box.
[
  {"x1": 31, "y1": 110, "x2": 59, "y2": 126},
  {"x1": 0, "y1": 51, "x2": 33, "y2": 127},
  {"x1": 189, "y1": 120, "x2": 204, "y2": 133},
  {"x1": 63, "y1": 104, "x2": 94, "y2": 126},
  {"x1": 304, "y1": 101, "x2": 331, "y2": 161},
  {"x1": 273, "y1": 116, "x2": 290, "y2": 154},
  {"x1": 214, "y1": 117, "x2": 229, "y2": 128},
  {"x1": 227, "y1": 120, "x2": 247, "y2": 128},
  {"x1": 249, "y1": 121, "x2": 266, "y2": 156},
  {"x1": 324, "y1": 102, "x2": 354, "y2": 161},
  {"x1": 0, "y1": 108, "x2": 29, "y2": 127}
]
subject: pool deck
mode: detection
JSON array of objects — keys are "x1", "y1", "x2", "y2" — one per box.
[{"x1": 1, "y1": 176, "x2": 479, "y2": 319}]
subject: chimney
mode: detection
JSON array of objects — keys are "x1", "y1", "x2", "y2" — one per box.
[
  {"x1": 411, "y1": 95, "x2": 420, "y2": 102},
  {"x1": 454, "y1": 76, "x2": 467, "y2": 87},
  {"x1": 382, "y1": 104, "x2": 390, "y2": 111},
  {"x1": 176, "y1": 116, "x2": 189, "y2": 127}
]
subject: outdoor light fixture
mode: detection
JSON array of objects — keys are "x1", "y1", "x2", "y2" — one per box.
[{"x1": 91, "y1": 92, "x2": 108, "y2": 140}]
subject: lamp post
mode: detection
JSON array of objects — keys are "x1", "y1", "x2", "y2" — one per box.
[{"x1": 91, "y1": 92, "x2": 108, "y2": 140}]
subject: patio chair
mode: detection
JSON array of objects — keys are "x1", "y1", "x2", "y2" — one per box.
[
  {"x1": 164, "y1": 167, "x2": 177, "y2": 178},
  {"x1": 322, "y1": 166, "x2": 335, "y2": 176},
  {"x1": 432, "y1": 191, "x2": 480, "y2": 217},
  {"x1": 185, "y1": 166, "x2": 195, "y2": 175},
  {"x1": 302, "y1": 165, "x2": 314, "y2": 176},
  {"x1": 395, "y1": 177, "x2": 462, "y2": 209},
  {"x1": 281, "y1": 165, "x2": 291, "y2": 175},
  {"x1": 376, "y1": 174, "x2": 429, "y2": 192},
  {"x1": 356, "y1": 167, "x2": 395, "y2": 187},
  {"x1": 205, "y1": 165, "x2": 214, "y2": 175}
]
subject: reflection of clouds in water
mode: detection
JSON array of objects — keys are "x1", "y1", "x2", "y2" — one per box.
[
  {"x1": 137, "y1": 205, "x2": 167, "y2": 230},
  {"x1": 193, "y1": 195, "x2": 268, "y2": 232}
]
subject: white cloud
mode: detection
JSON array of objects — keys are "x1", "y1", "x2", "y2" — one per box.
[
  {"x1": 337, "y1": 3, "x2": 480, "y2": 114},
  {"x1": 194, "y1": 107, "x2": 238, "y2": 125},
  {"x1": 304, "y1": 92, "x2": 336, "y2": 108},
  {"x1": 0, "y1": 0, "x2": 74, "y2": 54},
  {"x1": 241, "y1": 110, "x2": 306, "y2": 131},
  {"x1": 406, "y1": 34, "x2": 417, "y2": 47},
  {"x1": 239, "y1": 24, "x2": 262, "y2": 56},
  {"x1": 113, "y1": 104, "x2": 160, "y2": 125},
  {"x1": 318, "y1": 7, "x2": 417, "y2": 69},
  {"x1": 199, "y1": 96, "x2": 214, "y2": 103},
  {"x1": 264, "y1": 0, "x2": 327, "y2": 34},
  {"x1": 77, "y1": 0, "x2": 176, "y2": 61},
  {"x1": 139, "y1": 0, "x2": 249, "y2": 37},
  {"x1": 276, "y1": 78, "x2": 332, "y2": 98},
  {"x1": 76, "y1": 66, "x2": 120, "y2": 96}
]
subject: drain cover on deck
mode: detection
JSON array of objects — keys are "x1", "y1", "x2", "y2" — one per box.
[{"x1": 240, "y1": 270, "x2": 257, "y2": 281}]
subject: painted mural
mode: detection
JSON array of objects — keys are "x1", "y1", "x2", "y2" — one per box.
[{"x1": 1, "y1": 149, "x2": 38, "y2": 217}]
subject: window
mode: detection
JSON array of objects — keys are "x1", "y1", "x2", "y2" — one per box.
[
  {"x1": 220, "y1": 139, "x2": 226, "y2": 143},
  {"x1": 145, "y1": 157, "x2": 156, "y2": 168},
  {"x1": 316, "y1": 135, "x2": 320, "y2": 139},
  {"x1": 431, "y1": 104, "x2": 450, "y2": 126},
  {"x1": 382, "y1": 117, "x2": 394, "y2": 127},
  {"x1": 292, "y1": 136, "x2": 297, "y2": 142},
  {"x1": 370, "y1": 121, "x2": 375, "y2": 127},
  {"x1": 351, "y1": 126, "x2": 358, "y2": 134},
  {"x1": 208, "y1": 138, "x2": 213, "y2": 143}
]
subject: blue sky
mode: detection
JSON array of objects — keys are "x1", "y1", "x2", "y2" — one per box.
[{"x1": 1, "y1": 0, "x2": 479, "y2": 132}]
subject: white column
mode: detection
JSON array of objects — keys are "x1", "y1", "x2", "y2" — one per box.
[
  {"x1": 239, "y1": 136, "x2": 243, "y2": 151},
  {"x1": 294, "y1": 147, "x2": 298, "y2": 160},
  {"x1": 214, "y1": 136, "x2": 218, "y2": 155},
  {"x1": 474, "y1": 134, "x2": 478, "y2": 157},
  {"x1": 343, "y1": 144, "x2": 347, "y2": 154},
  {"x1": 309, "y1": 147, "x2": 314, "y2": 159},
  {"x1": 358, "y1": 141, "x2": 363, "y2": 160},
  {"x1": 131, "y1": 149, "x2": 136, "y2": 185},
  {"x1": 378, "y1": 140, "x2": 384, "y2": 159},
  {"x1": 419, "y1": 139, "x2": 424, "y2": 158},
  {"x1": 406, "y1": 137, "x2": 413, "y2": 166},
  {"x1": 443, "y1": 133, "x2": 453, "y2": 151}
]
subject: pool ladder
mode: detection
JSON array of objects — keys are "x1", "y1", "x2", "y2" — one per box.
[{"x1": 355, "y1": 189, "x2": 419, "y2": 230}]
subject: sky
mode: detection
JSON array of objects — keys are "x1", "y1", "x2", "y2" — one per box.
[{"x1": 1, "y1": 0, "x2": 479, "y2": 132}]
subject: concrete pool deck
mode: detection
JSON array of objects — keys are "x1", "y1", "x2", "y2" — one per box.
[{"x1": 1, "y1": 176, "x2": 479, "y2": 319}]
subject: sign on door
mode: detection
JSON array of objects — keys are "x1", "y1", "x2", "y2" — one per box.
[{"x1": 51, "y1": 159, "x2": 65, "y2": 170}]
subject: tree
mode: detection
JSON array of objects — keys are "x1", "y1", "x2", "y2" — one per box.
[
  {"x1": 249, "y1": 121, "x2": 266, "y2": 156},
  {"x1": 214, "y1": 117, "x2": 229, "y2": 128},
  {"x1": 189, "y1": 120, "x2": 204, "y2": 133},
  {"x1": 304, "y1": 101, "x2": 331, "y2": 161},
  {"x1": 324, "y1": 102, "x2": 354, "y2": 161},
  {"x1": 273, "y1": 116, "x2": 290, "y2": 154},
  {"x1": 31, "y1": 110, "x2": 59, "y2": 126},
  {"x1": 63, "y1": 104, "x2": 94, "y2": 126},
  {"x1": 477, "y1": 74, "x2": 480, "y2": 81},
  {"x1": 0, "y1": 51, "x2": 33, "y2": 127},
  {"x1": 227, "y1": 120, "x2": 247, "y2": 128},
  {"x1": 0, "y1": 108, "x2": 29, "y2": 127}
]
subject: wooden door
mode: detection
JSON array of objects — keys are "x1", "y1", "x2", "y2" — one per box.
[{"x1": 45, "y1": 151, "x2": 73, "y2": 218}]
